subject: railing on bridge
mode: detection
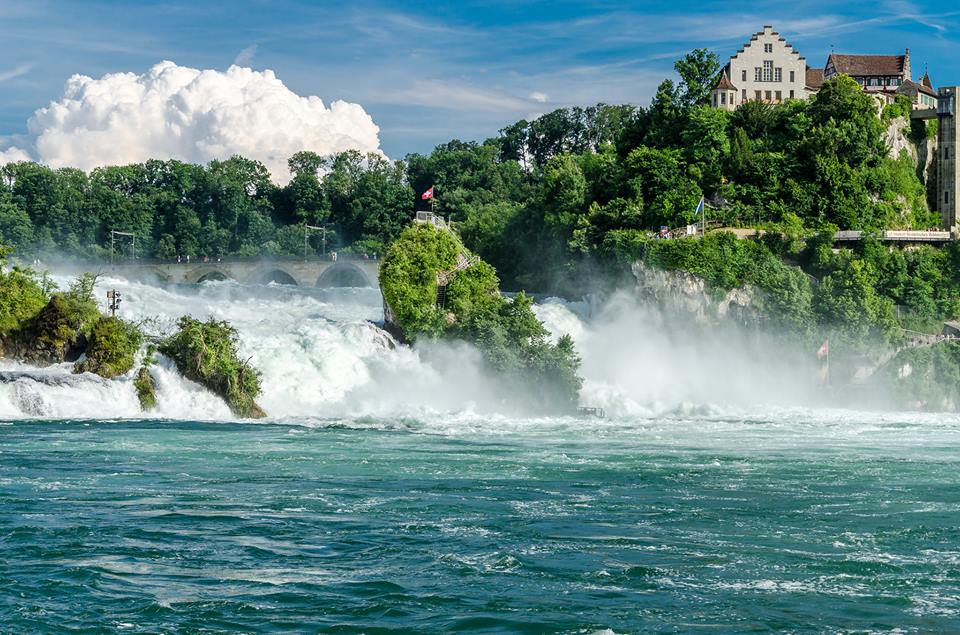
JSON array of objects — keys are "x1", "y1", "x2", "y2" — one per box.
[
  {"x1": 833, "y1": 230, "x2": 951, "y2": 243},
  {"x1": 75, "y1": 252, "x2": 380, "y2": 267}
]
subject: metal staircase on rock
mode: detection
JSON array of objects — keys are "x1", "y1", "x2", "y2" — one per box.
[{"x1": 435, "y1": 252, "x2": 479, "y2": 308}]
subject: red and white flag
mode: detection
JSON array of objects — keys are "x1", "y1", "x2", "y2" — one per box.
[
  {"x1": 817, "y1": 338, "x2": 829, "y2": 360},
  {"x1": 421, "y1": 186, "x2": 434, "y2": 200}
]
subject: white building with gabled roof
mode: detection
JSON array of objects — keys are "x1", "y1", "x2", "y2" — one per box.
[{"x1": 711, "y1": 25, "x2": 816, "y2": 111}]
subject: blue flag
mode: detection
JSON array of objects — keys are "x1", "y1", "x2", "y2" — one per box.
[{"x1": 695, "y1": 197, "x2": 704, "y2": 215}]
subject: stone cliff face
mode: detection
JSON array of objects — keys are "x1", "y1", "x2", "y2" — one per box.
[
  {"x1": 630, "y1": 261, "x2": 762, "y2": 326},
  {"x1": 885, "y1": 115, "x2": 916, "y2": 161},
  {"x1": 884, "y1": 115, "x2": 938, "y2": 209}
]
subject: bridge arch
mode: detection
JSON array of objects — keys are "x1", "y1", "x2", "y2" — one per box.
[
  {"x1": 249, "y1": 268, "x2": 299, "y2": 286},
  {"x1": 186, "y1": 267, "x2": 234, "y2": 284},
  {"x1": 196, "y1": 270, "x2": 231, "y2": 283},
  {"x1": 317, "y1": 263, "x2": 373, "y2": 288}
]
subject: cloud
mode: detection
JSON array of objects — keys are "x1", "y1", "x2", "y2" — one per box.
[
  {"x1": 0, "y1": 146, "x2": 31, "y2": 164},
  {"x1": 391, "y1": 79, "x2": 533, "y2": 112},
  {"x1": 529, "y1": 91, "x2": 548, "y2": 103},
  {"x1": 2, "y1": 61, "x2": 381, "y2": 183},
  {"x1": 0, "y1": 62, "x2": 32, "y2": 82},
  {"x1": 233, "y1": 44, "x2": 258, "y2": 66}
]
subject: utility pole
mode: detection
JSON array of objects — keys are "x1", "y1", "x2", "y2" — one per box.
[
  {"x1": 304, "y1": 224, "x2": 324, "y2": 259},
  {"x1": 106, "y1": 289, "x2": 122, "y2": 317},
  {"x1": 110, "y1": 230, "x2": 136, "y2": 264}
]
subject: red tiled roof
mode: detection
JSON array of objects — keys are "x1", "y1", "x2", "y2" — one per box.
[
  {"x1": 921, "y1": 72, "x2": 933, "y2": 88},
  {"x1": 805, "y1": 67, "x2": 824, "y2": 90},
  {"x1": 828, "y1": 54, "x2": 906, "y2": 77}
]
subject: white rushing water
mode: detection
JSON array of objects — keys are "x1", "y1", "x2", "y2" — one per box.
[{"x1": 0, "y1": 273, "x2": 939, "y2": 425}]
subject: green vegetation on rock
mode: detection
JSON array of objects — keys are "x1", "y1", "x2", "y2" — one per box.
[
  {"x1": 0, "y1": 254, "x2": 48, "y2": 338},
  {"x1": 134, "y1": 366, "x2": 158, "y2": 411},
  {"x1": 380, "y1": 224, "x2": 582, "y2": 412},
  {"x1": 4, "y1": 273, "x2": 103, "y2": 365},
  {"x1": 74, "y1": 316, "x2": 144, "y2": 378},
  {"x1": 160, "y1": 317, "x2": 265, "y2": 418}
]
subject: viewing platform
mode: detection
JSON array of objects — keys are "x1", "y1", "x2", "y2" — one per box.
[{"x1": 414, "y1": 211, "x2": 449, "y2": 230}]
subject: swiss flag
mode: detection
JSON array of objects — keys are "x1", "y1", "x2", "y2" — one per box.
[{"x1": 421, "y1": 186, "x2": 434, "y2": 200}]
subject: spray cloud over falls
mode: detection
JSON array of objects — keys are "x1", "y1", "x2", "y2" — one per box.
[{"x1": 0, "y1": 61, "x2": 382, "y2": 183}]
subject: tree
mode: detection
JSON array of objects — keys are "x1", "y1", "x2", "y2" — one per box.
[
  {"x1": 287, "y1": 150, "x2": 327, "y2": 178},
  {"x1": 674, "y1": 48, "x2": 722, "y2": 109},
  {"x1": 537, "y1": 154, "x2": 587, "y2": 241}
]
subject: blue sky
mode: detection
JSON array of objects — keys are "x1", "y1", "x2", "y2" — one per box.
[{"x1": 2, "y1": 0, "x2": 959, "y2": 157}]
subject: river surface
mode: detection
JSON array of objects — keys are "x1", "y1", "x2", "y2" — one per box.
[{"x1": 1, "y1": 278, "x2": 959, "y2": 632}]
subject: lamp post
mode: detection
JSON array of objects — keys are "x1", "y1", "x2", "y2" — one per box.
[{"x1": 110, "y1": 230, "x2": 136, "y2": 264}]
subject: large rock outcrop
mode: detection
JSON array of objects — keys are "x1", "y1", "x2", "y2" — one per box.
[{"x1": 631, "y1": 260, "x2": 763, "y2": 326}]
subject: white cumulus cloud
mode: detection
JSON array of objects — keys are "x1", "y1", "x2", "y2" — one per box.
[
  {"x1": 0, "y1": 146, "x2": 31, "y2": 164},
  {"x1": 1, "y1": 61, "x2": 382, "y2": 183}
]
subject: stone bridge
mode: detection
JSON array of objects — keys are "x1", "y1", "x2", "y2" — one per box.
[{"x1": 90, "y1": 258, "x2": 381, "y2": 288}]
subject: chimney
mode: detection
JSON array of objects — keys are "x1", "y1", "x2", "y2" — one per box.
[{"x1": 904, "y1": 48, "x2": 911, "y2": 81}]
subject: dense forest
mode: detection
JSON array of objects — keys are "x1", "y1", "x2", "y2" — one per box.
[{"x1": 1, "y1": 49, "x2": 957, "y2": 355}]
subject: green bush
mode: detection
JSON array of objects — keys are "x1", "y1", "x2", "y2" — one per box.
[
  {"x1": 4, "y1": 274, "x2": 102, "y2": 364},
  {"x1": 0, "y1": 265, "x2": 48, "y2": 336},
  {"x1": 379, "y1": 224, "x2": 463, "y2": 341},
  {"x1": 380, "y1": 224, "x2": 583, "y2": 412},
  {"x1": 159, "y1": 317, "x2": 265, "y2": 418},
  {"x1": 74, "y1": 316, "x2": 144, "y2": 378},
  {"x1": 134, "y1": 366, "x2": 158, "y2": 411}
]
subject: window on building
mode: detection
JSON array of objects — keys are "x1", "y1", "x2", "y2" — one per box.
[
  {"x1": 775, "y1": 90, "x2": 782, "y2": 101},
  {"x1": 742, "y1": 89, "x2": 747, "y2": 102},
  {"x1": 742, "y1": 69, "x2": 747, "y2": 82},
  {"x1": 721, "y1": 92, "x2": 726, "y2": 105},
  {"x1": 947, "y1": 190, "x2": 950, "y2": 205},
  {"x1": 763, "y1": 60, "x2": 773, "y2": 82},
  {"x1": 870, "y1": 78, "x2": 878, "y2": 86},
  {"x1": 790, "y1": 89, "x2": 795, "y2": 98},
  {"x1": 774, "y1": 68, "x2": 782, "y2": 82},
  {"x1": 764, "y1": 43, "x2": 773, "y2": 53},
  {"x1": 713, "y1": 94, "x2": 718, "y2": 107},
  {"x1": 765, "y1": 90, "x2": 772, "y2": 101},
  {"x1": 755, "y1": 67, "x2": 762, "y2": 82},
  {"x1": 790, "y1": 70, "x2": 795, "y2": 83},
  {"x1": 755, "y1": 90, "x2": 762, "y2": 100}
]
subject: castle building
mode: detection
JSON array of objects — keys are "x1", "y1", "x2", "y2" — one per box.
[
  {"x1": 824, "y1": 51, "x2": 911, "y2": 95},
  {"x1": 710, "y1": 28, "x2": 936, "y2": 111},
  {"x1": 898, "y1": 72, "x2": 938, "y2": 109},
  {"x1": 710, "y1": 25, "x2": 814, "y2": 111}
]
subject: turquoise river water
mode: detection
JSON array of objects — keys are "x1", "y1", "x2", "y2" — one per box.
[{"x1": 0, "y1": 279, "x2": 958, "y2": 632}]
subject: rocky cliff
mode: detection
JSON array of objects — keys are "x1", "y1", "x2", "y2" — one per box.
[{"x1": 630, "y1": 261, "x2": 762, "y2": 326}]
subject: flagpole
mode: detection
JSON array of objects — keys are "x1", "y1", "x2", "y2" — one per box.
[{"x1": 701, "y1": 196, "x2": 706, "y2": 237}]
